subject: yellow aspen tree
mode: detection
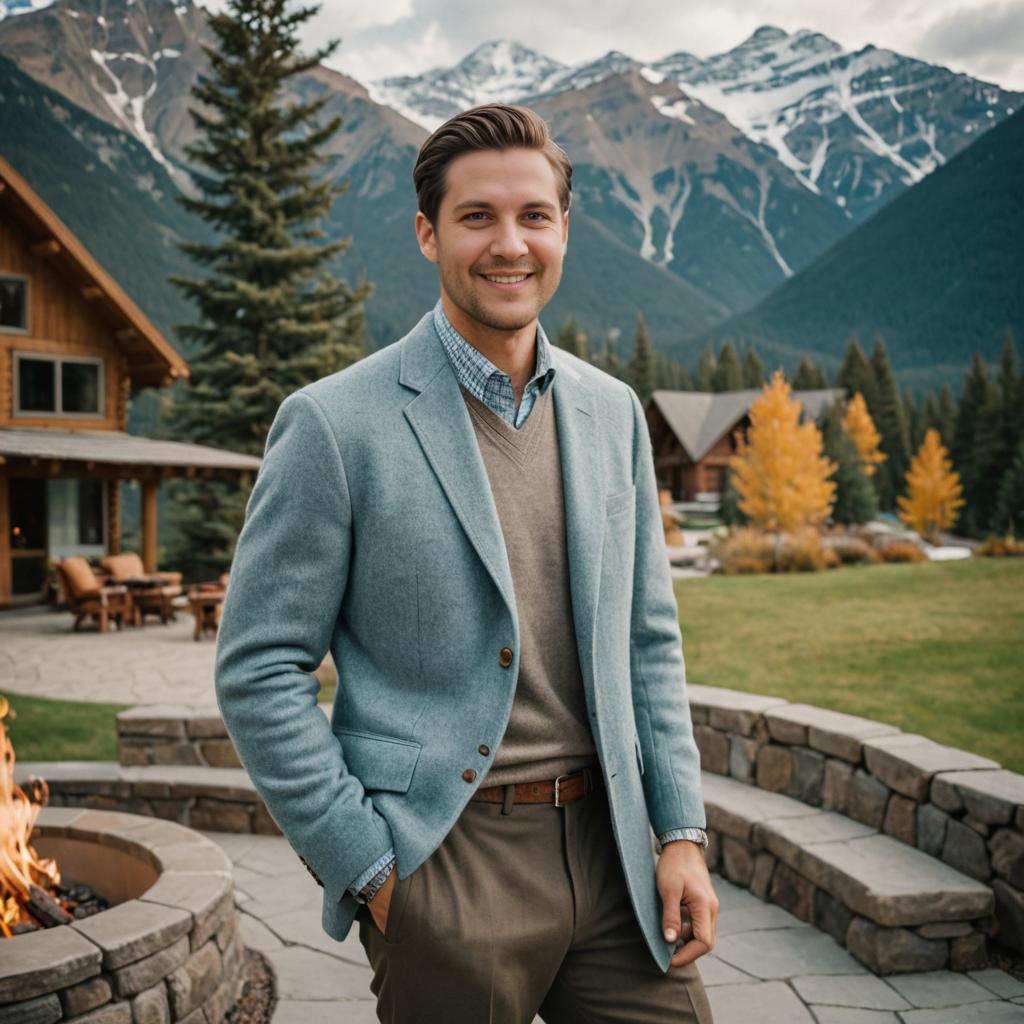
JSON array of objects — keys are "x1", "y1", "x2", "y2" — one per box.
[
  {"x1": 843, "y1": 392, "x2": 886, "y2": 476},
  {"x1": 729, "y1": 370, "x2": 838, "y2": 531},
  {"x1": 897, "y1": 428, "x2": 965, "y2": 541}
]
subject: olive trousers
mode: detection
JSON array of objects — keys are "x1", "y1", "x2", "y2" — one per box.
[{"x1": 356, "y1": 778, "x2": 714, "y2": 1023}]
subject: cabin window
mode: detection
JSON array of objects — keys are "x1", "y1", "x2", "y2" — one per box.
[
  {"x1": 14, "y1": 353, "x2": 104, "y2": 417},
  {"x1": 0, "y1": 276, "x2": 27, "y2": 331}
]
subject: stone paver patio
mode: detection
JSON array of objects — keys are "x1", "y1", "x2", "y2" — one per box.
[{"x1": 206, "y1": 830, "x2": 1024, "y2": 1023}]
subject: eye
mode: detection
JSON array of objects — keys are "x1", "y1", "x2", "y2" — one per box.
[
  {"x1": 464, "y1": 212, "x2": 489, "y2": 221},
  {"x1": 525, "y1": 211, "x2": 550, "y2": 221}
]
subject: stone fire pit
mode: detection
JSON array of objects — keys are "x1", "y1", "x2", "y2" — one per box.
[{"x1": 0, "y1": 807, "x2": 243, "y2": 1023}]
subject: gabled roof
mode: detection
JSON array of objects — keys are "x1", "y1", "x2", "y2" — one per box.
[
  {"x1": 0, "y1": 154, "x2": 189, "y2": 390},
  {"x1": 649, "y1": 387, "x2": 845, "y2": 462}
]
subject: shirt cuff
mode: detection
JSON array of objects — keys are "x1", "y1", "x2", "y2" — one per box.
[
  {"x1": 348, "y1": 848, "x2": 396, "y2": 902},
  {"x1": 657, "y1": 828, "x2": 709, "y2": 849}
]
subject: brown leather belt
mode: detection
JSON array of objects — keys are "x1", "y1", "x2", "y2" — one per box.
[{"x1": 471, "y1": 766, "x2": 602, "y2": 807}]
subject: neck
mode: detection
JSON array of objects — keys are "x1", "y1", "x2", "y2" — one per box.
[{"x1": 440, "y1": 294, "x2": 537, "y2": 391}]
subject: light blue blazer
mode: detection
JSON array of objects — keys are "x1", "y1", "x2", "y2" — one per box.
[{"x1": 214, "y1": 311, "x2": 705, "y2": 972}]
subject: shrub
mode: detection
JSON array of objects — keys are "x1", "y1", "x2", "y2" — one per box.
[
  {"x1": 710, "y1": 527, "x2": 837, "y2": 574},
  {"x1": 776, "y1": 528, "x2": 837, "y2": 573},
  {"x1": 822, "y1": 534, "x2": 880, "y2": 565},
  {"x1": 975, "y1": 534, "x2": 1024, "y2": 557},
  {"x1": 878, "y1": 541, "x2": 927, "y2": 563}
]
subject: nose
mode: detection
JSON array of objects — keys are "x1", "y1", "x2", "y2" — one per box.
[{"x1": 489, "y1": 216, "x2": 529, "y2": 261}]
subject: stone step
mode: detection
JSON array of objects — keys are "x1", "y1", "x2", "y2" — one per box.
[{"x1": 701, "y1": 772, "x2": 995, "y2": 973}]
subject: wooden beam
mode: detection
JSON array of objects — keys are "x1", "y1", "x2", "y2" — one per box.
[
  {"x1": 81, "y1": 285, "x2": 103, "y2": 302},
  {"x1": 29, "y1": 239, "x2": 59, "y2": 257},
  {"x1": 141, "y1": 479, "x2": 158, "y2": 573}
]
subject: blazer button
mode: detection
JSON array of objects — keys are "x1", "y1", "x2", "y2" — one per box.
[
  {"x1": 478, "y1": 744, "x2": 490, "y2": 756},
  {"x1": 499, "y1": 647, "x2": 513, "y2": 668},
  {"x1": 463, "y1": 768, "x2": 477, "y2": 782}
]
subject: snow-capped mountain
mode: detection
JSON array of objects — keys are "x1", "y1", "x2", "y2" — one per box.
[
  {"x1": 0, "y1": 0, "x2": 53, "y2": 17},
  {"x1": 369, "y1": 39, "x2": 568, "y2": 132},
  {"x1": 372, "y1": 28, "x2": 1022, "y2": 222},
  {"x1": 654, "y1": 25, "x2": 1020, "y2": 219}
]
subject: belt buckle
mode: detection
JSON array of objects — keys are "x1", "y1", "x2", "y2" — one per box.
[{"x1": 553, "y1": 771, "x2": 576, "y2": 807}]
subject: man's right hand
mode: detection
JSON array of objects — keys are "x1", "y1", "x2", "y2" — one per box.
[{"x1": 367, "y1": 869, "x2": 398, "y2": 935}]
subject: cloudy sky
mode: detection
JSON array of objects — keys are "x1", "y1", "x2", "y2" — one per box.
[{"x1": 281, "y1": 0, "x2": 1024, "y2": 91}]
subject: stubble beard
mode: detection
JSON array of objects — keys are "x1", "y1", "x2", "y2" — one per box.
[{"x1": 439, "y1": 256, "x2": 561, "y2": 334}]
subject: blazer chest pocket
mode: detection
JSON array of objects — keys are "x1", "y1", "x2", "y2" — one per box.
[
  {"x1": 333, "y1": 727, "x2": 422, "y2": 793},
  {"x1": 605, "y1": 485, "x2": 636, "y2": 518}
]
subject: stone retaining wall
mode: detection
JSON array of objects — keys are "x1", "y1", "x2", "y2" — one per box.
[
  {"x1": 114, "y1": 691, "x2": 1024, "y2": 957},
  {"x1": 0, "y1": 808, "x2": 244, "y2": 1024},
  {"x1": 687, "y1": 684, "x2": 1024, "y2": 956}
]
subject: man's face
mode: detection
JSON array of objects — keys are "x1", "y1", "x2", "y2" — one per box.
[{"x1": 415, "y1": 147, "x2": 569, "y2": 335}]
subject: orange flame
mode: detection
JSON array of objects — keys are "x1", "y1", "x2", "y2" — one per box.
[{"x1": 1, "y1": 696, "x2": 61, "y2": 937}]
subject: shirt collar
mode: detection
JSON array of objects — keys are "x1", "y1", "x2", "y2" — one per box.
[{"x1": 432, "y1": 298, "x2": 556, "y2": 395}]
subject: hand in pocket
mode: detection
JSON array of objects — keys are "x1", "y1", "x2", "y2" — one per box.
[{"x1": 368, "y1": 869, "x2": 398, "y2": 935}]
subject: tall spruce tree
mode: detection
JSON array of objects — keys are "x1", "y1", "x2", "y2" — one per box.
[
  {"x1": 938, "y1": 384, "x2": 957, "y2": 446},
  {"x1": 165, "y1": 0, "x2": 370, "y2": 578},
  {"x1": 821, "y1": 402, "x2": 877, "y2": 524},
  {"x1": 629, "y1": 313, "x2": 655, "y2": 402},
  {"x1": 868, "y1": 337, "x2": 911, "y2": 511},
  {"x1": 903, "y1": 386, "x2": 926, "y2": 452},
  {"x1": 997, "y1": 331, "x2": 1023, "y2": 468},
  {"x1": 556, "y1": 314, "x2": 588, "y2": 360},
  {"x1": 836, "y1": 337, "x2": 878, "y2": 411},
  {"x1": 742, "y1": 348, "x2": 765, "y2": 388},
  {"x1": 793, "y1": 354, "x2": 827, "y2": 390},
  {"x1": 992, "y1": 439, "x2": 1024, "y2": 536},
  {"x1": 695, "y1": 344, "x2": 716, "y2": 390},
  {"x1": 711, "y1": 341, "x2": 744, "y2": 391},
  {"x1": 952, "y1": 354, "x2": 997, "y2": 537}
]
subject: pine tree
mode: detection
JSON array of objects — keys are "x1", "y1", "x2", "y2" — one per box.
[
  {"x1": 793, "y1": 354, "x2": 827, "y2": 390},
  {"x1": 629, "y1": 313, "x2": 655, "y2": 402},
  {"x1": 556, "y1": 315, "x2": 589, "y2": 360},
  {"x1": 923, "y1": 392, "x2": 942, "y2": 441},
  {"x1": 742, "y1": 348, "x2": 765, "y2": 388},
  {"x1": 869, "y1": 337, "x2": 911, "y2": 511},
  {"x1": 822, "y1": 402, "x2": 877, "y2": 524},
  {"x1": 695, "y1": 345, "x2": 716, "y2": 390},
  {"x1": 937, "y1": 384, "x2": 957, "y2": 447},
  {"x1": 728, "y1": 370, "x2": 837, "y2": 531},
  {"x1": 600, "y1": 330, "x2": 622, "y2": 379},
  {"x1": 842, "y1": 393, "x2": 887, "y2": 478},
  {"x1": 164, "y1": 0, "x2": 369, "y2": 578},
  {"x1": 712, "y1": 341, "x2": 743, "y2": 391},
  {"x1": 719, "y1": 464, "x2": 747, "y2": 526},
  {"x1": 997, "y1": 331, "x2": 1023, "y2": 471},
  {"x1": 836, "y1": 337, "x2": 878, "y2": 411},
  {"x1": 992, "y1": 439, "x2": 1024, "y2": 536},
  {"x1": 952, "y1": 354, "x2": 995, "y2": 537},
  {"x1": 897, "y1": 429, "x2": 965, "y2": 542},
  {"x1": 903, "y1": 386, "x2": 926, "y2": 452}
]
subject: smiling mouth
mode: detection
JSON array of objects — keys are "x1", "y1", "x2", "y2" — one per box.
[{"x1": 480, "y1": 272, "x2": 534, "y2": 287}]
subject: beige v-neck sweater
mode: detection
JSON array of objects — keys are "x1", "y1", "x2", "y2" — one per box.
[{"x1": 460, "y1": 385, "x2": 600, "y2": 787}]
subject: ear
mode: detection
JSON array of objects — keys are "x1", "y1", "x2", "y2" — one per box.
[
  {"x1": 561, "y1": 209, "x2": 569, "y2": 253},
  {"x1": 415, "y1": 211, "x2": 439, "y2": 263}
]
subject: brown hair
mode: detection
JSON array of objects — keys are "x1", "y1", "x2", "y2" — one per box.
[{"x1": 413, "y1": 104, "x2": 572, "y2": 226}]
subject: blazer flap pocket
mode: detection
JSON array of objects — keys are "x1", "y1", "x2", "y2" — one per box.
[
  {"x1": 333, "y1": 727, "x2": 422, "y2": 793},
  {"x1": 605, "y1": 485, "x2": 636, "y2": 517}
]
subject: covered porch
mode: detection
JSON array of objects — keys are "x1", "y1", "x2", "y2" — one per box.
[{"x1": 0, "y1": 426, "x2": 261, "y2": 607}]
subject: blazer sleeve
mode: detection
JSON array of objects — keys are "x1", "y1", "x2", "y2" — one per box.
[
  {"x1": 214, "y1": 389, "x2": 396, "y2": 903},
  {"x1": 626, "y1": 387, "x2": 706, "y2": 837}
]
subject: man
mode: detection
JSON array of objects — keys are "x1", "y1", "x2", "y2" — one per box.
[{"x1": 215, "y1": 103, "x2": 717, "y2": 1022}]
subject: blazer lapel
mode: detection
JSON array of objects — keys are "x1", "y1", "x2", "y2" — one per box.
[
  {"x1": 397, "y1": 314, "x2": 607, "y2": 673},
  {"x1": 549, "y1": 350, "x2": 606, "y2": 683},
  {"x1": 399, "y1": 314, "x2": 516, "y2": 618}
]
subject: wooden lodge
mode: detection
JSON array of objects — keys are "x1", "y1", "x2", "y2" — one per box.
[
  {"x1": 646, "y1": 387, "x2": 845, "y2": 502},
  {"x1": 0, "y1": 154, "x2": 260, "y2": 608}
]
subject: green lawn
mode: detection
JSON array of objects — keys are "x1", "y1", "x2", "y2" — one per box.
[
  {"x1": 676, "y1": 556, "x2": 1024, "y2": 772},
  {"x1": 5, "y1": 557, "x2": 1021, "y2": 773},
  {"x1": 4, "y1": 694, "x2": 126, "y2": 763}
]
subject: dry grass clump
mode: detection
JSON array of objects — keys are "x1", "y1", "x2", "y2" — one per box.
[
  {"x1": 710, "y1": 527, "x2": 839, "y2": 574},
  {"x1": 976, "y1": 534, "x2": 1024, "y2": 557},
  {"x1": 822, "y1": 534, "x2": 880, "y2": 565},
  {"x1": 877, "y1": 541, "x2": 928, "y2": 563}
]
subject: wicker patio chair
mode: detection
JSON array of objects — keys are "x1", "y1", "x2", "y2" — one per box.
[
  {"x1": 55, "y1": 557, "x2": 130, "y2": 633},
  {"x1": 99, "y1": 553, "x2": 183, "y2": 626}
]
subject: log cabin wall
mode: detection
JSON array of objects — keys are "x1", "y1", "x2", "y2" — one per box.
[{"x1": 0, "y1": 221, "x2": 124, "y2": 430}]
